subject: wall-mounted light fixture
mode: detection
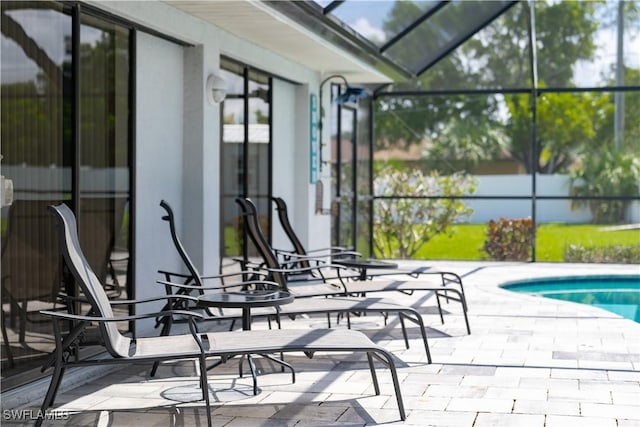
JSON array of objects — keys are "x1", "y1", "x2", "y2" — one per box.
[
  {"x1": 318, "y1": 74, "x2": 367, "y2": 171},
  {"x1": 206, "y1": 73, "x2": 226, "y2": 105}
]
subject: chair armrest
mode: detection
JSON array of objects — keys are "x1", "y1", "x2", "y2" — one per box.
[
  {"x1": 230, "y1": 257, "x2": 264, "y2": 269},
  {"x1": 157, "y1": 270, "x2": 192, "y2": 280},
  {"x1": 309, "y1": 247, "x2": 361, "y2": 256},
  {"x1": 156, "y1": 279, "x2": 280, "y2": 292},
  {"x1": 201, "y1": 270, "x2": 270, "y2": 280},
  {"x1": 40, "y1": 309, "x2": 205, "y2": 323},
  {"x1": 276, "y1": 252, "x2": 332, "y2": 261},
  {"x1": 257, "y1": 262, "x2": 352, "y2": 275},
  {"x1": 271, "y1": 252, "x2": 363, "y2": 271},
  {"x1": 109, "y1": 294, "x2": 199, "y2": 306},
  {"x1": 158, "y1": 269, "x2": 270, "y2": 282}
]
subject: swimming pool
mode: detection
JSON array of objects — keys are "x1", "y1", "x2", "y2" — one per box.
[{"x1": 502, "y1": 275, "x2": 640, "y2": 322}]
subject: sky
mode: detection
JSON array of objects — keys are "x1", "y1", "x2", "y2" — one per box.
[
  {"x1": 325, "y1": 0, "x2": 640, "y2": 86},
  {"x1": 2, "y1": 2, "x2": 639, "y2": 87}
]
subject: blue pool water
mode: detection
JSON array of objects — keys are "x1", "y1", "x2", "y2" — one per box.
[{"x1": 502, "y1": 275, "x2": 640, "y2": 322}]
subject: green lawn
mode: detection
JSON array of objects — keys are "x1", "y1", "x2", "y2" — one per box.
[
  {"x1": 406, "y1": 224, "x2": 640, "y2": 261},
  {"x1": 225, "y1": 222, "x2": 638, "y2": 262}
]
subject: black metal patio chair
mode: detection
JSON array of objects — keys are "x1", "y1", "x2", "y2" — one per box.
[{"x1": 271, "y1": 196, "x2": 471, "y2": 334}]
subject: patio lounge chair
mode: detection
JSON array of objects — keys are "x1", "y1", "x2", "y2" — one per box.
[
  {"x1": 37, "y1": 203, "x2": 406, "y2": 426},
  {"x1": 272, "y1": 196, "x2": 471, "y2": 334},
  {"x1": 156, "y1": 200, "x2": 432, "y2": 364},
  {"x1": 234, "y1": 198, "x2": 433, "y2": 358}
]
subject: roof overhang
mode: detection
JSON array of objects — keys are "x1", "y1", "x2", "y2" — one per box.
[{"x1": 163, "y1": 0, "x2": 394, "y2": 84}]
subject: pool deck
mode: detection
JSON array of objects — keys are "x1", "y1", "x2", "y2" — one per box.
[{"x1": 2, "y1": 261, "x2": 639, "y2": 426}]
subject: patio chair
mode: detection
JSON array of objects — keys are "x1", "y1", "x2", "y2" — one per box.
[
  {"x1": 156, "y1": 200, "x2": 432, "y2": 363},
  {"x1": 38, "y1": 203, "x2": 406, "y2": 426},
  {"x1": 234, "y1": 197, "x2": 433, "y2": 359},
  {"x1": 272, "y1": 196, "x2": 471, "y2": 334},
  {"x1": 271, "y1": 196, "x2": 359, "y2": 267}
]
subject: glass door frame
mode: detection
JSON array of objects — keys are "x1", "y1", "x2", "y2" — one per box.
[{"x1": 331, "y1": 86, "x2": 358, "y2": 249}]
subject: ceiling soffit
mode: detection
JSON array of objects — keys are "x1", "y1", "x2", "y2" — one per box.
[{"x1": 164, "y1": 0, "x2": 393, "y2": 84}]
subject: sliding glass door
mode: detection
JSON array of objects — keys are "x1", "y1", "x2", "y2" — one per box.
[
  {"x1": 0, "y1": 2, "x2": 131, "y2": 388},
  {"x1": 219, "y1": 58, "x2": 272, "y2": 262}
]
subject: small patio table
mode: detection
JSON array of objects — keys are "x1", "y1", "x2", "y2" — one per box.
[
  {"x1": 197, "y1": 289, "x2": 293, "y2": 330},
  {"x1": 197, "y1": 289, "x2": 295, "y2": 395}
]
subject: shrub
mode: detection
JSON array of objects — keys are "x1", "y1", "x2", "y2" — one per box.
[
  {"x1": 373, "y1": 166, "x2": 476, "y2": 259},
  {"x1": 570, "y1": 151, "x2": 640, "y2": 224},
  {"x1": 564, "y1": 244, "x2": 640, "y2": 263},
  {"x1": 483, "y1": 217, "x2": 534, "y2": 261}
]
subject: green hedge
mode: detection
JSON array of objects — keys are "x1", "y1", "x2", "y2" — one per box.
[{"x1": 564, "y1": 244, "x2": 640, "y2": 263}]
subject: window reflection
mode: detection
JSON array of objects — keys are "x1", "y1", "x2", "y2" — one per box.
[
  {"x1": 78, "y1": 15, "x2": 130, "y2": 302},
  {"x1": 220, "y1": 59, "x2": 271, "y2": 259},
  {"x1": 0, "y1": 3, "x2": 131, "y2": 388},
  {"x1": 1, "y1": 2, "x2": 69, "y2": 382}
]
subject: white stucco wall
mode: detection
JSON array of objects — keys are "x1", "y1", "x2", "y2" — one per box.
[
  {"x1": 271, "y1": 79, "x2": 298, "y2": 250},
  {"x1": 135, "y1": 32, "x2": 184, "y2": 315}
]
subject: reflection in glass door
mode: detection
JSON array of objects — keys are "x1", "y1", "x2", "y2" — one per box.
[
  {"x1": 219, "y1": 58, "x2": 272, "y2": 263},
  {"x1": 78, "y1": 14, "x2": 130, "y2": 303},
  {"x1": 0, "y1": 2, "x2": 131, "y2": 388}
]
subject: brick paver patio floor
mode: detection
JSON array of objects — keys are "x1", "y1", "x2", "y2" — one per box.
[{"x1": 2, "y1": 261, "x2": 639, "y2": 426}]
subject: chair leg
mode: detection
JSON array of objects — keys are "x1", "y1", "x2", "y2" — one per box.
[
  {"x1": 435, "y1": 291, "x2": 444, "y2": 324},
  {"x1": 197, "y1": 354, "x2": 212, "y2": 427},
  {"x1": 19, "y1": 300, "x2": 26, "y2": 344},
  {"x1": 1, "y1": 307, "x2": 14, "y2": 368},
  {"x1": 151, "y1": 316, "x2": 175, "y2": 376},
  {"x1": 257, "y1": 353, "x2": 295, "y2": 382},
  {"x1": 238, "y1": 354, "x2": 260, "y2": 396},
  {"x1": 246, "y1": 355, "x2": 258, "y2": 395},
  {"x1": 416, "y1": 314, "x2": 432, "y2": 364},
  {"x1": 436, "y1": 289, "x2": 471, "y2": 335},
  {"x1": 37, "y1": 320, "x2": 67, "y2": 427},
  {"x1": 372, "y1": 349, "x2": 406, "y2": 421},
  {"x1": 398, "y1": 313, "x2": 409, "y2": 349},
  {"x1": 462, "y1": 302, "x2": 471, "y2": 335},
  {"x1": 459, "y1": 292, "x2": 471, "y2": 335},
  {"x1": 366, "y1": 352, "x2": 380, "y2": 395},
  {"x1": 399, "y1": 310, "x2": 432, "y2": 363}
]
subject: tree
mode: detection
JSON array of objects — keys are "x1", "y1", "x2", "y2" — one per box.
[
  {"x1": 504, "y1": 90, "x2": 611, "y2": 173},
  {"x1": 568, "y1": 67, "x2": 640, "y2": 223},
  {"x1": 373, "y1": 166, "x2": 476, "y2": 259},
  {"x1": 569, "y1": 151, "x2": 640, "y2": 223},
  {"x1": 374, "y1": 1, "x2": 606, "y2": 174}
]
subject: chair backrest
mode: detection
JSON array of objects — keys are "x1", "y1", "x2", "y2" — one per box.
[
  {"x1": 48, "y1": 203, "x2": 131, "y2": 358},
  {"x1": 272, "y1": 197, "x2": 311, "y2": 269},
  {"x1": 235, "y1": 198, "x2": 288, "y2": 291},
  {"x1": 159, "y1": 200, "x2": 205, "y2": 291}
]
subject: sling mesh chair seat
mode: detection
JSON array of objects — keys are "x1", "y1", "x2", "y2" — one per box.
[
  {"x1": 36, "y1": 203, "x2": 406, "y2": 427},
  {"x1": 272, "y1": 196, "x2": 471, "y2": 334}
]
